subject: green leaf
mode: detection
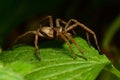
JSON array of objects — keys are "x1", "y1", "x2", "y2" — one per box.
[
  {"x1": 0, "y1": 37, "x2": 119, "y2": 80},
  {"x1": 0, "y1": 62, "x2": 24, "y2": 80}
]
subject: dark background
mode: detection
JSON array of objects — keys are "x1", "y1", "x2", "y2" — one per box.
[{"x1": 0, "y1": 0, "x2": 120, "y2": 80}]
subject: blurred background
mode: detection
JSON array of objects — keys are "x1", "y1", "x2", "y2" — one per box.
[{"x1": 0, "y1": 0, "x2": 120, "y2": 80}]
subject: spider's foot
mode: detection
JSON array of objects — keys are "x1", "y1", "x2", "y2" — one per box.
[
  {"x1": 73, "y1": 54, "x2": 87, "y2": 60},
  {"x1": 71, "y1": 52, "x2": 87, "y2": 60},
  {"x1": 35, "y1": 49, "x2": 41, "y2": 61},
  {"x1": 71, "y1": 53, "x2": 77, "y2": 60},
  {"x1": 82, "y1": 55, "x2": 87, "y2": 60}
]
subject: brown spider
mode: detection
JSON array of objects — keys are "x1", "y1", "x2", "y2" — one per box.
[{"x1": 12, "y1": 16, "x2": 100, "y2": 60}]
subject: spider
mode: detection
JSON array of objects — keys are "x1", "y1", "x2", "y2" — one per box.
[{"x1": 12, "y1": 16, "x2": 100, "y2": 60}]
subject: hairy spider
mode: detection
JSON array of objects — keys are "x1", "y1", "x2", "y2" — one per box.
[{"x1": 12, "y1": 16, "x2": 100, "y2": 60}]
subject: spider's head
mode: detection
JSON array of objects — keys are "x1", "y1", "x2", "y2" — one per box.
[{"x1": 40, "y1": 27, "x2": 54, "y2": 39}]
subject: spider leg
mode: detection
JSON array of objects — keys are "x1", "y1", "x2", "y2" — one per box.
[
  {"x1": 65, "y1": 19, "x2": 100, "y2": 52},
  {"x1": 64, "y1": 31, "x2": 87, "y2": 60},
  {"x1": 34, "y1": 29, "x2": 41, "y2": 60},
  {"x1": 12, "y1": 29, "x2": 43, "y2": 60},
  {"x1": 56, "y1": 18, "x2": 76, "y2": 35},
  {"x1": 57, "y1": 31, "x2": 77, "y2": 59},
  {"x1": 86, "y1": 32, "x2": 91, "y2": 46},
  {"x1": 39, "y1": 16, "x2": 55, "y2": 38},
  {"x1": 39, "y1": 16, "x2": 54, "y2": 28},
  {"x1": 34, "y1": 27, "x2": 54, "y2": 60},
  {"x1": 12, "y1": 31, "x2": 37, "y2": 46},
  {"x1": 56, "y1": 18, "x2": 67, "y2": 27}
]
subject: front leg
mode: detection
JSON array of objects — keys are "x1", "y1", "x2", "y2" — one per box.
[
  {"x1": 58, "y1": 32, "x2": 77, "y2": 59},
  {"x1": 64, "y1": 31, "x2": 87, "y2": 60},
  {"x1": 65, "y1": 19, "x2": 100, "y2": 51}
]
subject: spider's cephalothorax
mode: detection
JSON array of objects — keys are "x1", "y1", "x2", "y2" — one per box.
[{"x1": 12, "y1": 16, "x2": 100, "y2": 60}]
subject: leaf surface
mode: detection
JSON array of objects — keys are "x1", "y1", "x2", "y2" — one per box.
[{"x1": 0, "y1": 37, "x2": 111, "y2": 80}]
